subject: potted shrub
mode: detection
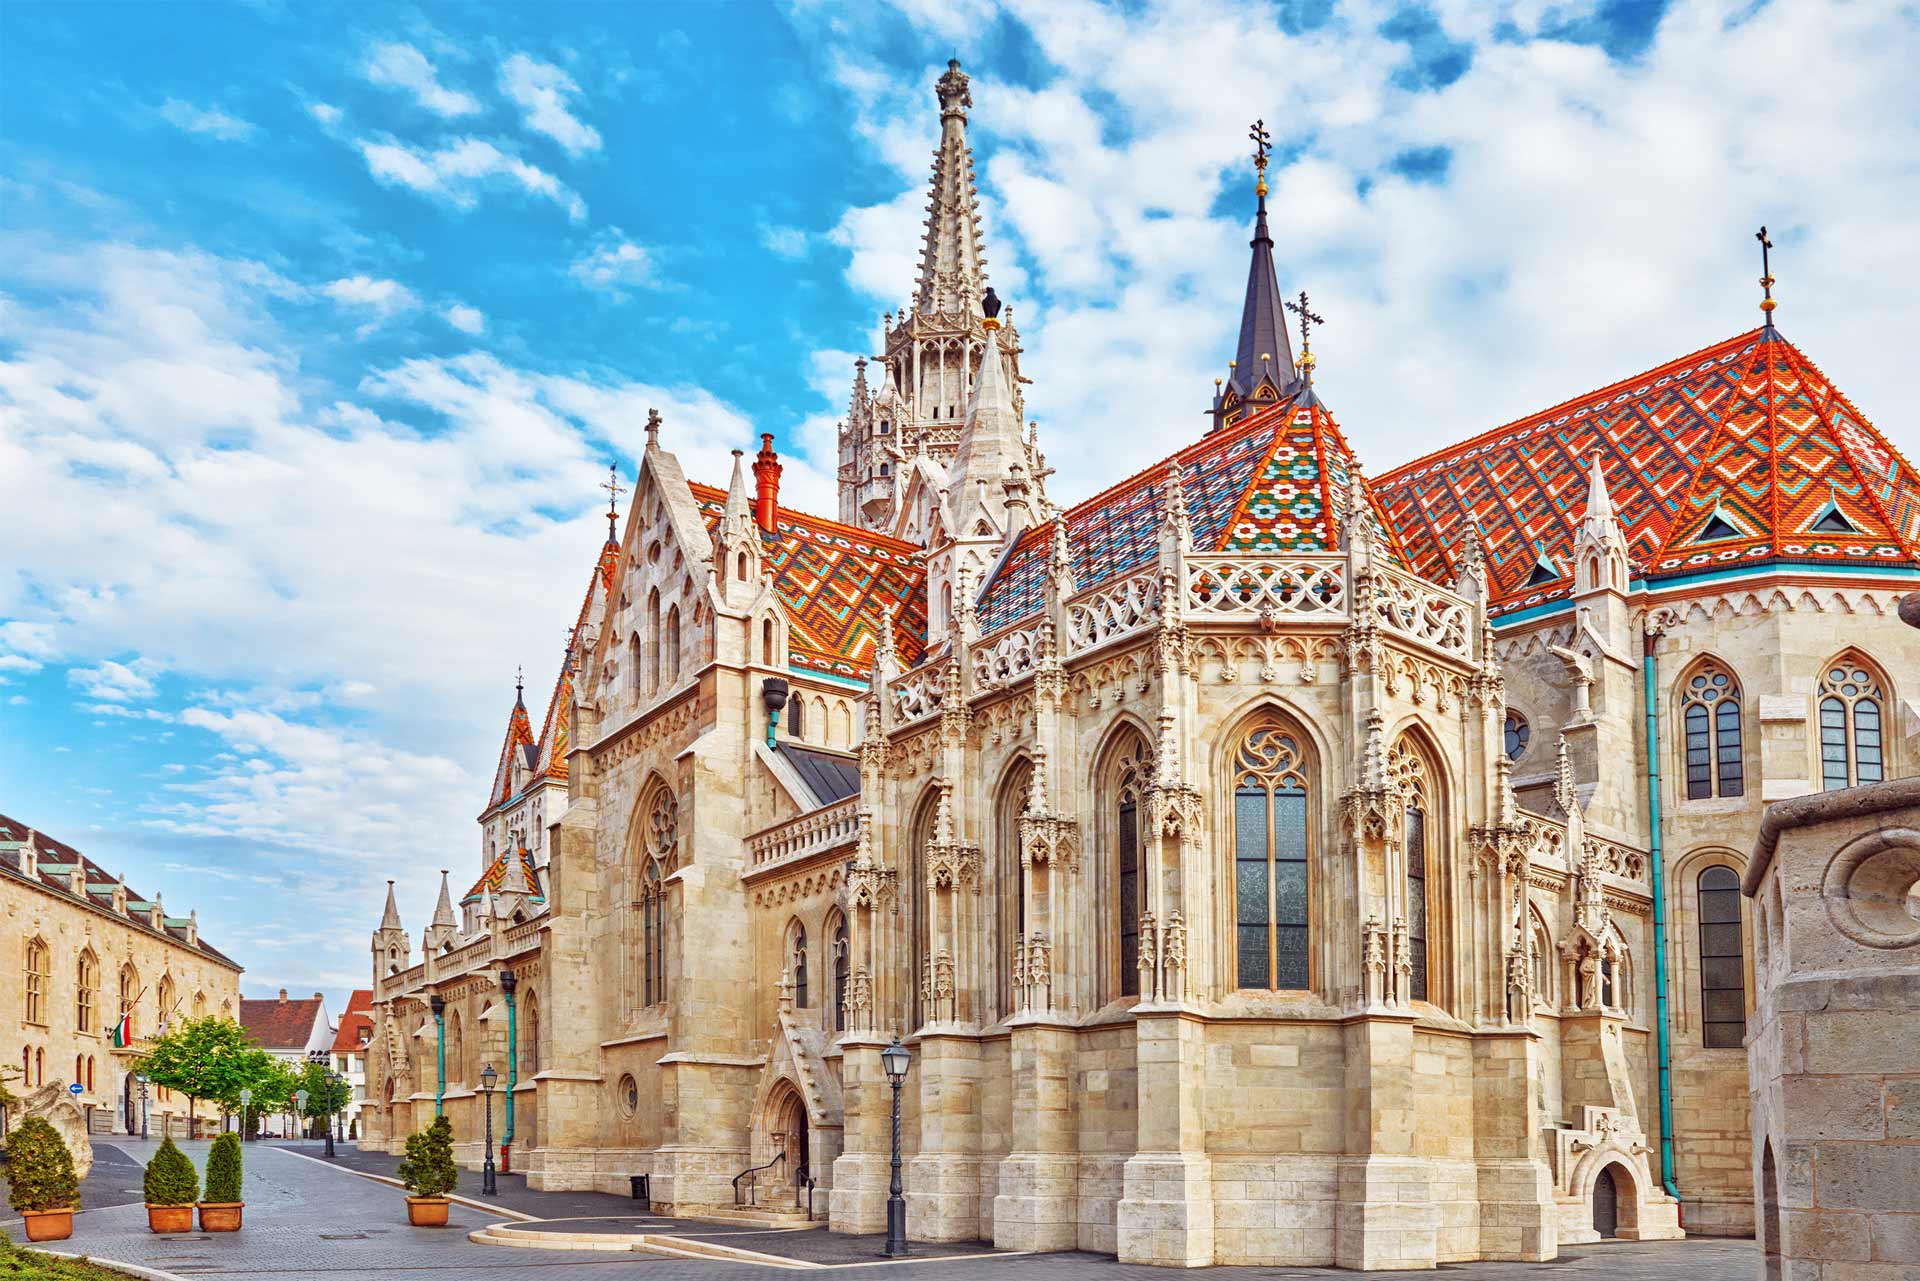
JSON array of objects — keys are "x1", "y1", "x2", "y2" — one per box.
[
  {"x1": 397, "y1": 1115, "x2": 457, "y2": 1226},
  {"x1": 144, "y1": 1135, "x2": 200, "y2": 1233},
  {"x1": 5, "y1": 1116, "x2": 78, "y2": 1242},
  {"x1": 199, "y1": 1131, "x2": 245, "y2": 1231}
]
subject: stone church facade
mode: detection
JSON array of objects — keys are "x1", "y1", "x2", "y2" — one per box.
[{"x1": 364, "y1": 61, "x2": 1920, "y2": 1268}]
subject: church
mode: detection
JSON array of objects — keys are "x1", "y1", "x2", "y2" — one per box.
[{"x1": 362, "y1": 59, "x2": 1920, "y2": 1268}]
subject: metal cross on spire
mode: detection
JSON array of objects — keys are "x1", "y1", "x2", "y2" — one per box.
[
  {"x1": 1249, "y1": 119, "x2": 1272, "y2": 197},
  {"x1": 1286, "y1": 290, "x2": 1324, "y2": 385},
  {"x1": 515, "y1": 665, "x2": 524, "y2": 700},
  {"x1": 1755, "y1": 225, "x2": 1777, "y2": 328},
  {"x1": 601, "y1": 460, "x2": 627, "y2": 541}
]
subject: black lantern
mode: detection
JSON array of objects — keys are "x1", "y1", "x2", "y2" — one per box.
[
  {"x1": 479, "y1": 1061, "x2": 499, "y2": 1196},
  {"x1": 881, "y1": 1037, "x2": 910, "y2": 1257}
]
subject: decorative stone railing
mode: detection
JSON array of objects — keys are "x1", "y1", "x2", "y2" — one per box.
[
  {"x1": 890, "y1": 663, "x2": 945, "y2": 721},
  {"x1": 503, "y1": 919, "x2": 543, "y2": 950},
  {"x1": 1065, "y1": 571, "x2": 1158, "y2": 655},
  {"x1": 1592, "y1": 835, "x2": 1649, "y2": 883},
  {"x1": 747, "y1": 798, "x2": 860, "y2": 873},
  {"x1": 971, "y1": 621, "x2": 1039, "y2": 690},
  {"x1": 1371, "y1": 563, "x2": 1472, "y2": 659},
  {"x1": 1186, "y1": 555, "x2": 1347, "y2": 620}
]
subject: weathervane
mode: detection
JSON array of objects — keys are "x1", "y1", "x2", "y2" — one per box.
[
  {"x1": 1249, "y1": 119, "x2": 1272, "y2": 198},
  {"x1": 1286, "y1": 290, "x2": 1324, "y2": 384},
  {"x1": 1755, "y1": 225, "x2": 1777, "y2": 328},
  {"x1": 601, "y1": 460, "x2": 627, "y2": 541},
  {"x1": 515, "y1": 665, "x2": 524, "y2": 699}
]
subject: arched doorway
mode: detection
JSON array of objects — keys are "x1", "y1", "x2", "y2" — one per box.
[
  {"x1": 1592, "y1": 1165, "x2": 1620, "y2": 1238},
  {"x1": 123, "y1": 1071, "x2": 138, "y2": 1134},
  {"x1": 768, "y1": 1086, "x2": 810, "y2": 1204}
]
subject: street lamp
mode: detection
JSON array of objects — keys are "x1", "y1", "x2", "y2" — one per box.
[
  {"x1": 239, "y1": 1087, "x2": 253, "y2": 1143},
  {"x1": 478, "y1": 1062, "x2": 499, "y2": 1197},
  {"x1": 135, "y1": 1073, "x2": 150, "y2": 1141},
  {"x1": 880, "y1": 1038, "x2": 911, "y2": 1258}
]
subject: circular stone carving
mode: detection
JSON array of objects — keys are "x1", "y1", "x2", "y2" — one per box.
[
  {"x1": 1823, "y1": 826, "x2": 1920, "y2": 949},
  {"x1": 618, "y1": 1073, "x2": 639, "y2": 1117}
]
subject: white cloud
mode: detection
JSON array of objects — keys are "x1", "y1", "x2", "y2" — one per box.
[
  {"x1": 158, "y1": 98, "x2": 259, "y2": 142},
  {"x1": 7, "y1": 695, "x2": 26, "y2": 706},
  {"x1": 362, "y1": 41, "x2": 481, "y2": 118},
  {"x1": 321, "y1": 275, "x2": 416, "y2": 314},
  {"x1": 499, "y1": 53, "x2": 601, "y2": 155},
  {"x1": 69, "y1": 658, "x2": 163, "y2": 702},
  {"x1": 356, "y1": 136, "x2": 586, "y2": 220},
  {"x1": 760, "y1": 223, "x2": 810, "y2": 260},
  {"x1": 567, "y1": 229, "x2": 657, "y2": 297},
  {"x1": 306, "y1": 101, "x2": 343, "y2": 127},
  {"x1": 77, "y1": 701, "x2": 172, "y2": 721},
  {"x1": 443, "y1": 304, "x2": 485, "y2": 334}
]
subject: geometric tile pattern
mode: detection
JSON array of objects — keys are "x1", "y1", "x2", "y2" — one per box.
[
  {"x1": 977, "y1": 395, "x2": 1401, "y2": 633},
  {"x1": 1373, "y1": 327, "x2": 1920, "y2": 618},
  {"x1": 486, "y1": 692, "x2": 537, "y2": 812},
  {"x1": 690, "y1": 483, "x2": 929, "y2": 681},
  {"x1": 462, "y1": 846, "x2": 543, "y2": 906}
]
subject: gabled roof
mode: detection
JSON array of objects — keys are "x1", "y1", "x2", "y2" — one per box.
[
  {"x1": 1374, "y1": 328, "x2": 1920, "y2": 617},
  {"x1": 977, "y1": 395, "x2": 1402, "y2": 633},
  {"x1": 239, "y1": 993, "x2": 326, "y2": 1051},
  {"x1": 780, "y1": 744, "x2": 860, "y2": 804},
  {"x1": 486, "y1": 692, "x2": 536, "y2": 811},
  {"x1": 0, "y1": 812, "x2": 241, "y2": 969},
  {"x1": 331, "y1": 988, "x2": 374, "y2": 1054},
  {"x1": 689, "y1": 483, "x2": 929, "y2": 681},
  {"x1": 532, "y1": 538, "x2": 618, "y2": 785},
  {"x1": 462, "y1": 846, "x2": 543, "y2": 905}
]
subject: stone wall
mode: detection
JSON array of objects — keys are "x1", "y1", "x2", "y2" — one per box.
[{"x1": 1744, "y1": 776, "x2": 1920, "y2": 1280}]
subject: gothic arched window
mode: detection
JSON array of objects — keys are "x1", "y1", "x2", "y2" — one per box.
[
  {"x1": 445, "y1": 1010, "x2": 465, "y2": 1085},
  {"x1": 119, "y1": 963, "x2": 139, "y2": 1040},
  {"x1": 1503, "y1": 710, "x2": 1531, "y2": 762},
  {"x1": 76, "y1": 950, "x2": 97, "y2": 1033},
  {"x1": 1698, "y1": 865, "x2": 1746, "y2": 1048},
  {"x1": 830, "y1": 913, "x2": 849, "y2": 1033},
  {"x1": 994, "y1": 761, "x2": 1032, "y2": 1019},
  {"x1": 664, "y1": 604, "x2": 682, "y2": 687},
  {"x1": 157, "y1": 975, "x2": 176, "y2": 1035},
  {"x1": 641, "y1": 785, "x2": 677, "y2": 1007},
  {"x1": 646, "y1": 588, "x2": 662, "y2": 693},
  {"x1": 1681, "y1": 661, "x2": 1744, "y2": 799},
  {"x1": 24, "y1": 938, "x2": 49, "y2": 1027},
  {"x1": 1818, "y1": 655, "x2": 1887, "y2": 790},
  {"x1": 789, "y1": 694, "x2": 804, "y2": 741},
  {"x1": 521, "y1": 988, "x2": 541, "y2": 1076},
  {"x1": 1389, "y1": 736, "x2": 1437, "y2": 1003},
  {"x1": 790, "y1": 921, "x2": 810, "y2": 1010},
  {"x1": 1231, "y1": 717, "x2": 1312, "y2": 991}
]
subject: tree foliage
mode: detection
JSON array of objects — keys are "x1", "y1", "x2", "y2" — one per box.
[
  {"x1": 397, "y1": 1116, "x2": 457, "y2": 1197},
  {"x1": 143, "y1": 1136, "x2": 199, "y2": 1206},
  {"x1": 5, "y1": 1116, "x2": 79, "y2": 1213},
  {"x1": 295, "y1": 1060, "x2": 352, "y2": 1120},
  {"x1": 204, "y1": 1132, "x2": 244, "y2": 1204},
  {"x1": 140, "y1": 1017, "x2": 259, "y2": 1111}
]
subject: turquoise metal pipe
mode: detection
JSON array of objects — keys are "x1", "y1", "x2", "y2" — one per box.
[
  {"x1": 1644, "y1": 632, "x2": 1680, "y2": 1199},
  {"x1": 431, "y1": 998, "x2": 446, "y2": 1117},
  {"x1": 502, "y1": 983, "x2": 517, "y2": 1150}
]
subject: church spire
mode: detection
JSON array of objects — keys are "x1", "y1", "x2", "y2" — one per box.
[
  {"x1": 1221, "y1": 119, "x2": 1298, "y2": 423},
  {"x1": 915, "y1": 59, "x2": 988, "y2": 317},
  {"x1": 380, "y1": 878, "x2": 402, "y2": 930}
]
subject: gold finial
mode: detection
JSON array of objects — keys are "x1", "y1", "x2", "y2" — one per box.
[
  {"x1": 1755, "y1": 225, "x2": 1777, "y2": 324},
  {"x1": 1249, "y1": 119, "x2": 1272, "y2": 198}
]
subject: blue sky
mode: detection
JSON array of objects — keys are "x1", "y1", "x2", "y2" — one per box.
[{"x1": 3, "y1": 0, "x2": 1916, "y2": 1013}]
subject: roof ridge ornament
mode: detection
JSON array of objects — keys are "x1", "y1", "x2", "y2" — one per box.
[
  {"x1": 1756, "y1": 225, "x2": 1777, "y2": 330},
  {"x1": 602, "y1": 459, "x2": 627, "y2": 543},
  {"x1": 1286, "y1": 290, "x2": 1324, "y2": 388}
]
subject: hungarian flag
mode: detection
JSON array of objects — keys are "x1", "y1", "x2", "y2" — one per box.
[{"x1": 112, "y1": 1009, "x2": 133, "y2": 1048}]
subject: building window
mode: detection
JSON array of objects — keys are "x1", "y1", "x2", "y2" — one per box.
[
  {"x1": 1698, "y1": 866, "x2": 1747, "y2": 1048},
  {"x1": 831, "y1": 915, "x2": 849, "y2": 1033},
  {"x1": 1117, "y1": 752, "x2": 1145, "y2": 998},
  {"x1": 789, "y1": 694, "x2": 804, "y2": 741},
  {"x1": 618, "y1": 1073, "x2": 639, "y2": 1117},
  {"x1": 790, "y1": 922, "x2": 809, "y2": 1009},
  {"x1": 1819, "y1": 656, "x2": 1886, "y2": 790},
  {"x1": 664, "y1": 604, "x2": 681, "y2": 687},
  {"x1": 24, "y1": 938, "x2": 48, "y2": 1026},
  {"x1": 1503, "y1": 710, "x2": 1531, "y2": 761},
  {"x1": 118, "y1": 965, "x2": 140, "y2": 1041},
  {"x1": 640, "y1": 786, "x2": 677, "y2": 1007},
  {"x1": 76, "y1": 951, "x2": 96, "y2": 1034},
  {"x1": 35, "y1": 1047, "x2": 44, "y2": 1086},
  {"x1": 1681, "y1": 662, "x2": 1744, "y2": 799},
  {"x1": 1389, "y1": 736, "x2": 1440, "y2": 1005},
  {"x1": 1231, "y1": 718, "x2": 1311, "y2": 991}
]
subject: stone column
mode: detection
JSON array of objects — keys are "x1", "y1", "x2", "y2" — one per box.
[
  {"x1": 1117, "y1": 1011, "x2": 1212, "y2": 1266},
  {"x1": 1471, "y1": 1029, "x2": 1557, "y2": 1261},
  {"x1": 829, "y1": 1037, "x2": 891, "y2": 1232},
  {"x1": 1336, "y1": 1013, "x2": 1436, "y2": 1270},
  {"x1": 908, "y1": 1031, "x2": 985, "y2": 1241},
  {"x1": 526, "y1": 798, "x2": 607, "y2": 1190},
  {"x1": 994, "y1": 1020, "x2": 1080, "y2": 1251}
]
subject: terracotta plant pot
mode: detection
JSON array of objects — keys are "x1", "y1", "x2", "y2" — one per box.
[
  {"x1": 198, "y1": 1201, "x2": 245, "y2": 1232},
  {"x1": 22, "y1": 1207, "x2": 75, "y2": 1243},
  {"x1": 148, "y1": 1203, "x2": 196, "y2": 1233},
  {"x1": 406, "y1": 1195, "x2": 450, "y2": 1227}
]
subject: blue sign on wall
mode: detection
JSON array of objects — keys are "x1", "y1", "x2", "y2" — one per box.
[{"x1": 68, "y1": 1082, "x2": 84, "y2": 1095}]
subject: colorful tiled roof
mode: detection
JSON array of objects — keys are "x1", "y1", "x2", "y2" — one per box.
[
  {"x1": 1374, "y1": 328, "x2": 1920, "y2": 618},
  {"x1": 0, "y1": 812, "x2": 241, "y2": 969},
  {"x1": 977, "y1": 396, "x2": 1402, "y2": 633},
  {"x1": 486, "y1": 695, "x2": 536, "y2": 810},
  {"x1": 462, "y1": 846, "x2": 542, "y2": 904},
  {"x1": 689, "y1": 484, "x2": 929, "y2": 681}
]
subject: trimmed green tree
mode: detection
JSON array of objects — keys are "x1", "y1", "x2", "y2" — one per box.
[
  {"x1": 295, "y1": 1060, "x2": 352, "y2": 1138},
  {"x1": 144, "y1": 1136, "x2": 200, "y2": 1206},
  {"x1": 5, "y1": 1116, "x2": 79, "y2": 1213},
  {"x1": 397, "y1": 1115, "x2": 458, "y2": 1197},
  {"x1": 204, "y1": 1132, "x2": 244, "y2": 1204},
  {"x1": 141, "y1": 1016, "x2": 258, "y2": 1137}
]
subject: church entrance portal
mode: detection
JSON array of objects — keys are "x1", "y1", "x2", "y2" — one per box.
[{"x1": 1592, "y1": 1165, "x2": 1620, "y2": 1238}]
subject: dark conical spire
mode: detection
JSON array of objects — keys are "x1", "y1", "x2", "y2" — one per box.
[{"x1": 1222, "y1": 120, "x2": 1298, "y2": 418}]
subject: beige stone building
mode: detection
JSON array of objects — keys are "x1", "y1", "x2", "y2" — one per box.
[
  {"x1": 365, "y1": 61, "x2": 1920, "y2": 1268},
  {"x1": 2, "y1": 813, "x2": 243, "y2": 1138}
]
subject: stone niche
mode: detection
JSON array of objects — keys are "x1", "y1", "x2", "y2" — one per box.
[{"x1": 1744, "y1": 776, "x2": 1920, "y2": 1281}]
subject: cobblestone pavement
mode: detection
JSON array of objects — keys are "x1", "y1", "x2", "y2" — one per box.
[{"x1": 15, "y1": 1138, "x2": 1759, "y2": 1281}]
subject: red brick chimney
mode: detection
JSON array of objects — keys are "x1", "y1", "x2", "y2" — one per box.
[{"x1": 752, "y1": 433, "x2": 781, "y2": 533}]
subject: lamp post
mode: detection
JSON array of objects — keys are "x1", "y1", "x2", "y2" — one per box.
[
  {"x1": 239, "y1": 1087, "x2": 253, "y2": 1143},
  {"x1": 135, "y1": 1073, "x2": 150, "y2": 1141},
  {"x1": 880, "y1": 1037, "x2": 911, "y2": 1258},
  {"x1": 324, "y1": 1071, "x2": 340, "y2": 1158},
  {"x1": 479, "y1": 1062, "x2": 498, "y2": 1196}
]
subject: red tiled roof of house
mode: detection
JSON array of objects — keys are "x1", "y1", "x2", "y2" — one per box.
[{"x1": 239, "y1": 992, "x2": 325, "y2": 1051}]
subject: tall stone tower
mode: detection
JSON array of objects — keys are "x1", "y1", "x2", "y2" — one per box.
[{"x1": 837, "y1": 60, "x2": 1041, "y2": 538}]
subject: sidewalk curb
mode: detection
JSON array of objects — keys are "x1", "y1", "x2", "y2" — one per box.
[
  {"x1": 267, "y1": 1145, "x2": 538, "y2": 1223},
  {"x1": 39, "y1": 1251, "x2": 195, "y2": 1281}
]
